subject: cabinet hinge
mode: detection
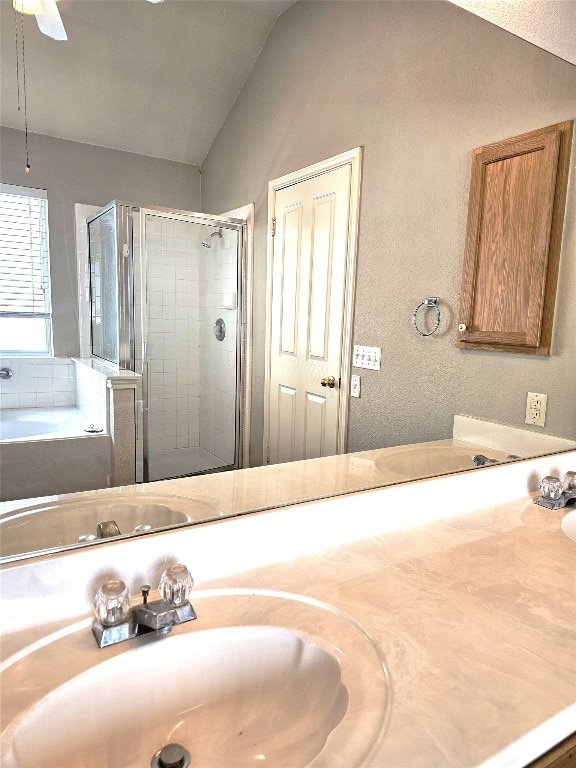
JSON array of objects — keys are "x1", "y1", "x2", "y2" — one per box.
[
  {"x1": 265, "y1": 446, "x2": 270, "y2": 464},
  {"x1": 270, "y1": 218, "x2": 276, "y2": 237}
]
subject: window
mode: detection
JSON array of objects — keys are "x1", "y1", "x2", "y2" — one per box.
[{"x1": 0, "y1": 183, "x2": 53, "y2": 355}]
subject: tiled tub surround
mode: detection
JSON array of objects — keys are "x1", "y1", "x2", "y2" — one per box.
[
  {"x1": 73, "y1": 358, "x2": 140, "y2": 489},
  {"x1": 0, "y1": 358, "x2": 75, "y2": 409},
  {"x1": 0, "y1": 358, "x2": 110, "y2": 501},
  {"x1": 1, "y1": 450, "x2": 575, "y2": 767},
  {"x1": 73, "y1": 358, "x2": 109, "y2": 432},
  {"x1": 0, "y1": 358, "x2": 139, "y2": 501}
]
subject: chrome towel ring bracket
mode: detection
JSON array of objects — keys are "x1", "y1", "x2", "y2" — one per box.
[{"x1": 412, "y1": 297, "x2": 441, "y2": 337}]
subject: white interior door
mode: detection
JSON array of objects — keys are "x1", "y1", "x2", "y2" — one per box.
[{"x1": 265, "y1": 149, "x2": 362, "y2": 464}]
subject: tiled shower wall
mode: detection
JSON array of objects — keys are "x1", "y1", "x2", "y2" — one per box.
[
  {"x1": 198, "y1": 229, "x2": 238, "y2": 465},
  {"x1": 141, "y1": 216, "x2": 202, "y2": 455}
]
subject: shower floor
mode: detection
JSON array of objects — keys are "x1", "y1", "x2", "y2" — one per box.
[{"x1": 147, "y1": 446, "x2": 232, "y2": 482}]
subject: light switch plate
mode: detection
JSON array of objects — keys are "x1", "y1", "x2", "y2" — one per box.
[
  {"x1": 350, "y1": 374, "x2": 361, "y2": 398},
  {"x1": 352, "y1": 345, "x2": 381, "y2": 370}
]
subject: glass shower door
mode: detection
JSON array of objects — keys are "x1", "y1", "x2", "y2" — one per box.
[
  {"x1": 88, "y1": 207, "x2": 118, "y2": 364},
  {"x1": 87, "y1": 202, "x2": 135, "y2": 369},
  {"x1": 141, "y1": 211, "x2": 243, "y2": 483}
]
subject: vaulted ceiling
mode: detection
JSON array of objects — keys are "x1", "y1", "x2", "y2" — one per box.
[
  {"x1": 0, "y1": 0, "x2": 295, "y2": 164},
  {"x1": 1, "y1": 0, "x2": 574, "y2": 166}
]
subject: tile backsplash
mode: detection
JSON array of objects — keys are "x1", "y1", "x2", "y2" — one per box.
[{"x1": 0, "y1": 357, "x2": 76, "y2": 409}]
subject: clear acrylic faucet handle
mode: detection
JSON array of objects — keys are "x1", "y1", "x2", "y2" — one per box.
[
  {"x1": 539, "y1": 476, "x2": 563, "y2": 501},
  {"x1": 562, "y1": 471, "x2": 576, "y2": 492},
  {"x1": 93, "y1": 579, "x2": 131, "y2": 626},
  {"x1": 159, "y1": 564, "x2": 194, "y2": 606}
]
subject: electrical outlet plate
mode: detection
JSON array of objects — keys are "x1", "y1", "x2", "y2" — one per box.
[
  {"x1": 350, "y1": 374, "x2": 361, "y2": 398},
  {"x1": 525, "y1": 392, "x2": 547, "y2": 427},
  {"x1": 352, "y1": 345, "x2": 381, "y2": 370}
]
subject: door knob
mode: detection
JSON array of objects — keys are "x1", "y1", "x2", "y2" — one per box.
[{"x1": 320, "y1": 376, "x2": 336, "y2": 388}]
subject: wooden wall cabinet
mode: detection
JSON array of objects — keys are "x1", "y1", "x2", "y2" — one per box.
[{"x1": 457, "y1": 120, "x2": 573, "y2": 355}]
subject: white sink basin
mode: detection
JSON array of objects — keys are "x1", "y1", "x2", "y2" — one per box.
[
  {"x1": 0, "y1": 493, "x2": 219, "y2": 558},
  {"x1": 375, "y1": 445, "x2": 507, "y2": 480},
  {"x1": 0, "y1": 590, "x2": 389, "y2": 767},
  {"x1": 561, "y1": 509, "x2": 576, "y2": 542}
]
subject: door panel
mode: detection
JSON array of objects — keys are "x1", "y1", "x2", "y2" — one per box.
[
  {"x1": 276, "y1": 384, "x2": 297, "y2": 463},
  {"x1": 280, "y1": 204, "x2": 302, "y2": 356},
  {"x1": 267, "y1": 163, "x2": 352, "y2": 464},
  {"x1": 303, "y1": 392, "x2": 326, "y2": 460},
  {"x1": 308, "y1": 195, "x2": 335, "y2": 360}
]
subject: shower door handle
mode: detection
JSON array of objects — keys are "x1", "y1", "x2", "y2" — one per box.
[{"x1": 320, "y1": 376, "x2": 336, "y2": 388}]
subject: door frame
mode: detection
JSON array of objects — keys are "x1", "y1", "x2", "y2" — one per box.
[{"x1": 263, "y1": 146, "x2": 363, "y2": 462}]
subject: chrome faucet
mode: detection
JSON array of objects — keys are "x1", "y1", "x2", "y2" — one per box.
[
  {"x1": 78, "y1": 519, "x2": 121, "y2": 543},
  {"x1": 535, "y1": 472, "x2": 576, "y2": 510},
  {"x1": 92, "y1": 564, "x2": 196, "y2": 648},
  {"x1": 97, "y1": 520, "x2": 121, "y2": 538},
  {"x1": 472, "y1": 454, "x2": 499, "y2": 466},
  {"x1": 472, "y1": 454, "x2": 520, "y2": 467}
]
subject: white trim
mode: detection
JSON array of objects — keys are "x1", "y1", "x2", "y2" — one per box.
[
  {"x1": 0, "y1": 183, "x2": 47, "y2": 199},
  {"x1": 263, "y1": 147, "x2": 363, "y2": 462}
]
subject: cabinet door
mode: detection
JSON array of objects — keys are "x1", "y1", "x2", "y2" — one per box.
[{"x1": 457, "y1": 121, "x2": 572, "y2": 355}]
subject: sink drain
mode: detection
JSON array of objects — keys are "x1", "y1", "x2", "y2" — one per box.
[{"x1": 151, "y1": 743, "x2": 191, "y2": 768}]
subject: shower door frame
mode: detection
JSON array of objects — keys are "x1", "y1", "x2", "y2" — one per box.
[
  {"x1": 139, "y1": 208, "x2": 246, "y2": 483},
  {"x1": 87, "y1": 200, "x2": 137, "y2": 371}
]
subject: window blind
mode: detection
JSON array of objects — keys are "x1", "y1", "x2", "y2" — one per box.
[{"x1": 0, "y1": 184, "x2": 51, "y2": 319}]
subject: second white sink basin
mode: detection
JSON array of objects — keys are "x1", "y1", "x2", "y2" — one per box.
[
  {"x1": 1, "y1": 590, "x2": 390, "y2": 768},
  {"x1": 0, "y1": 493, "x2": 219, "y2": 559},
  {"x1": 375, "y1": 444, "x2": 508, "y2": 480},
  {"x1": 561, "y1": 509, "x2": 576, "y2": 542}
]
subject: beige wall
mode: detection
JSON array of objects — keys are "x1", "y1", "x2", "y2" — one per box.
[
  {"x1": 201, "y1": 0, "x2": 576, "y2": 464},
  {"x1": 0, "y1": 127, "x2": 201, "y2": 356}
]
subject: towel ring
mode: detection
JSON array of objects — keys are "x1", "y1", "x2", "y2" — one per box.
[{"x1": 412, "y1": 297, "x2": 441, "y2": 337}]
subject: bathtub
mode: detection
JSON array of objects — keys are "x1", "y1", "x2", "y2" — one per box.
[
  {"x1": 0, "y1": 407, "x2": 112, "y2": 503},
  {"x1": 0, "y1": 407, "x2": 98, "y2": 441}
]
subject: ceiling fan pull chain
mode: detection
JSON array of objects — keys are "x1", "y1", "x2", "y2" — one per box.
[
  {"x1": 20, "y1": 9, "x2": 31, "y2": 173},
  {"x1": 14, "y1": 6, "x2": 21, "y2": 112}
]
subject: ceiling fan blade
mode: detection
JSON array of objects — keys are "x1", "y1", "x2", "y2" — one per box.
[{"x1": 36, "y1": 0, "x2": 67, "y2": 40}]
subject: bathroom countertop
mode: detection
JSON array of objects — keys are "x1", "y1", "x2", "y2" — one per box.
[
  {"x1": 234, "y1": 501, "x2": 576, "y2": 768},
  {"x1": 1, "y1": 471, "x2": 575, "y2": 767},
  {"x1": 197, "y1": 494, "x2": 576, "y2": 767}
]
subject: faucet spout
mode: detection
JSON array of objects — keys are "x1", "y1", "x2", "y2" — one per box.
[
  {"x1": 472, "y1": 454, "x2": 499, "y2": 467},
  {"x1": 96, "y1": 520, "x2": 121, "y2": 538}
]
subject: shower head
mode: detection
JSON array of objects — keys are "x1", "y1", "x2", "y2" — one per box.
[{"x1": 201, "y1": 228, "x2": 223, "y2": 249}]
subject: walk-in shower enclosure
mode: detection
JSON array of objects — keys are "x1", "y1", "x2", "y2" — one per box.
[{"x1": 87, "y1": 202, "x2": 245, "y2": 483}]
